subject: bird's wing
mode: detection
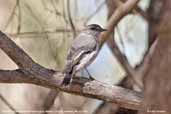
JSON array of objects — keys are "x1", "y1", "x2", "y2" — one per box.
[
  {"x1": 74, "y1": 50, "x2": 98, "y2": 71},
  {"x1": 71, "y1": 33, "x2": 97, "y2": 52},
  {"x1": 66, "y1": 33, "x2": 97, "y2": 67}
]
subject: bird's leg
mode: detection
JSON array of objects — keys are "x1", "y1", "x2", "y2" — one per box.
[{"x1": 85, "y1": 68, "x2": 95, "y2": 80}]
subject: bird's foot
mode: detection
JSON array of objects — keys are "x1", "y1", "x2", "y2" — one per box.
[{"x1": 89, "y1": 76, "x2": 95, "y2": 81}]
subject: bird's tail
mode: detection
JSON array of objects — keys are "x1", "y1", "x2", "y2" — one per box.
[
  {"x1": 62, "y1": 72, "x2": 72, "y2": 85},
  {"x1": 62, "y1": 61, "x2": 73, "y2": 85}
]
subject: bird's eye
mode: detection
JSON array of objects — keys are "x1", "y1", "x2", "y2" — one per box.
[
  {"x1": 91, "y1": 27, "x2": 96, "y2": 30},
  {"x1": 91, "y1": 27, "x2": 100, "y2": 31}
]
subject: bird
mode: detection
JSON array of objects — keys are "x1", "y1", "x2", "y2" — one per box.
[{"x1": 62, "y1": 24, "x2": 107, "y2": 85}]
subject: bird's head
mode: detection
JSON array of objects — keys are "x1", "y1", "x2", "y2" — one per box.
[
  {"x1": 83, "y1": 24, "x2": 107, "y2": 41},
  {"x1": 86, "y1": 24, "x2": 107, "y2": 32}
]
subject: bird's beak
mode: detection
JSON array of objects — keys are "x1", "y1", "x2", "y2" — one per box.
[{"x1": 101, "y1": 29, "x2": 107, "y2": 32}]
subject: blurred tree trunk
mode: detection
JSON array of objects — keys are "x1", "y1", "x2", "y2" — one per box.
[{"x1": 141, "y1": 0, "x2": 171, "y2": 114}]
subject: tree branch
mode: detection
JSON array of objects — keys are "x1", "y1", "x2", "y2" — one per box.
[
  {"x1": 101, "y1": 0, "x2": 143, "y2": 88},
  {"x1": 100, "y1": 0, "x2": 140, "y2": 43},
  {"x1": 0, "y1": 31, "x2": 143, "y2": 110},
  {"x1": 0, "y1": 32, "x2": 35, "y2": 68},
  {"x1": 0, "y1": 69, "x2": 142, "y2": 110}
]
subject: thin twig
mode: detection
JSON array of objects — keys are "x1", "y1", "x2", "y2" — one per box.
[
  {"x1": 0, "y1": 94, "x2": 20, "y2": 114},
  {"x1": 3, "y1": 0, "x2": 18, "y2": 30},
  {"x1": 17, "y1": 0, "x2": 21, "y2": 33},
  {"x1": 7, "y1": 29, "x2": 81, "y2": 38}
]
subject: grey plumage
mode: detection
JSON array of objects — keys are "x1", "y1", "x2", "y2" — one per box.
[{"x1": 62, "y1": 24, "x2": 106, "y2": 85}]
